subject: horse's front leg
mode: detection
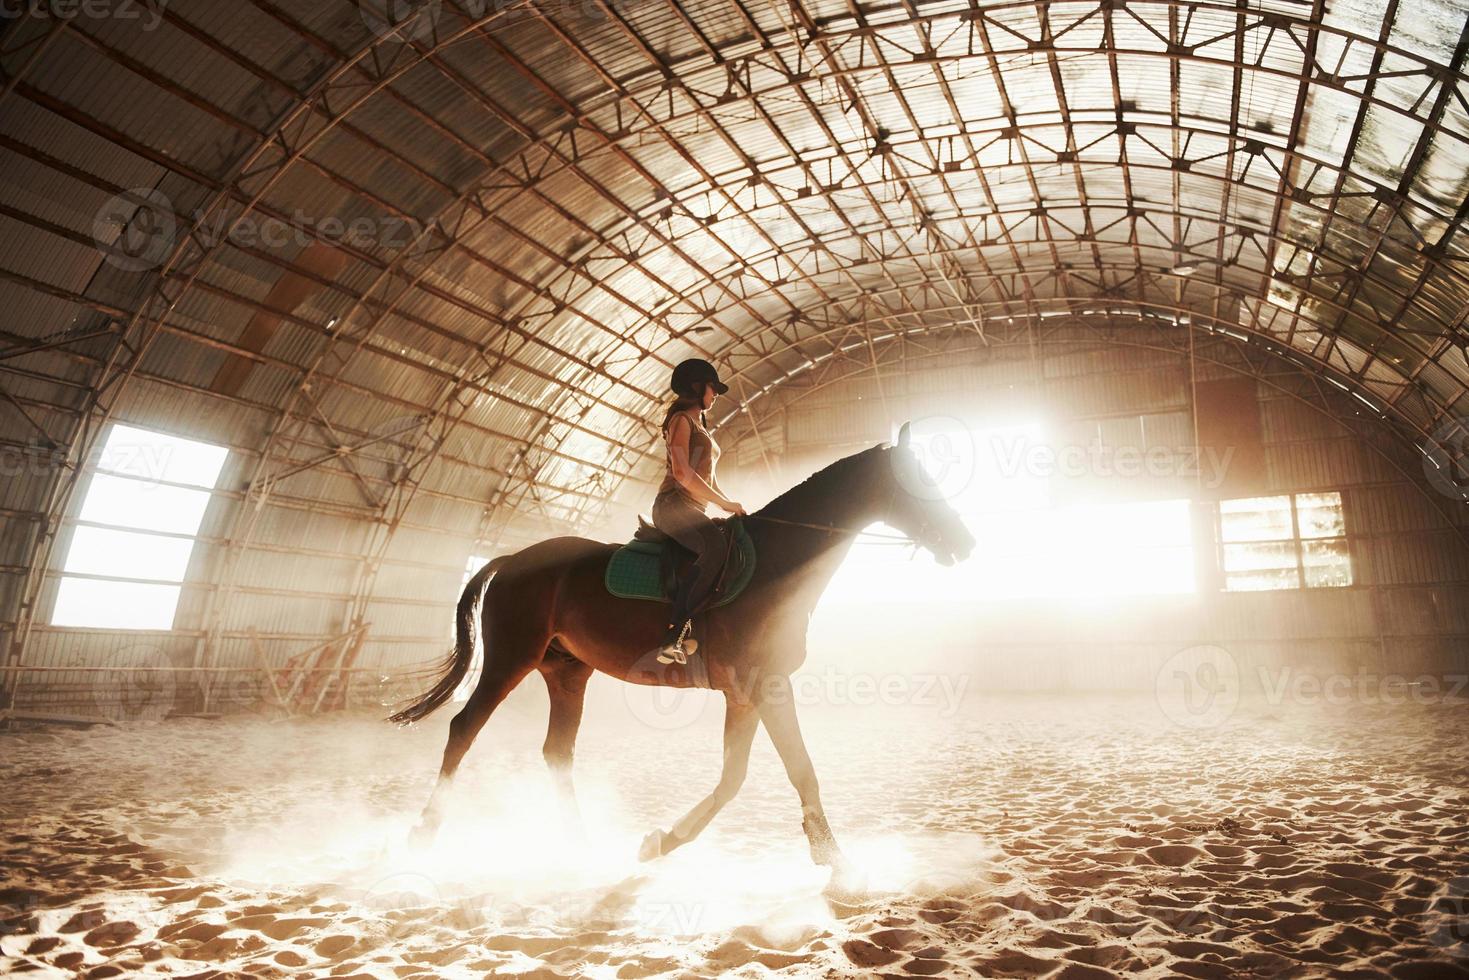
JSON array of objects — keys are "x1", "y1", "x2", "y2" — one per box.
[
  {"x1": 639, "y1": 696, "x2": 759, "y2": 860},
  {"x1": 758, "y1": 674, "x2": 848, "y2": 869}
]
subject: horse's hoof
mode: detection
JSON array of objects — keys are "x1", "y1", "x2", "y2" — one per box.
[
  {"x1": 637, "y1": 829, "x2": 666, "y2": 862},
  {"x1": 824, "y1": 860, "x2": 868, "y2": 899},
  {"x1": 407, "y1": 822, "x2": 438, "y2": 851}
]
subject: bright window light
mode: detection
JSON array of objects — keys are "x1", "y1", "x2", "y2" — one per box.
[
  {"x1": 96, "y1": 423, "x2": 230, "y2": 488},
  {"x1": 826, "y1": 421, "x2": 1197, "y2": 603},
  {"x1": 1218, "y1": 491, "x2": 1351, "y2": 590},
  {"x1": 78, "y1": 473, "x2": 214, "y2": 535},
  {"x1": 1042, "y1": 498, "x2": 1195, "y2": 596},
  {"x1": 63, "y1": 526, "x2": 195, "y2": 581},
  {"x1": 52, "y1": 578, "x2": 183, "y2": 631},
  {"x1": 52, "y1": 425, "x2": 228, "y2": 630}
]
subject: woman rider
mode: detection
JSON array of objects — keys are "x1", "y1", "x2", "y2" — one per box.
[{"x1": 650, "y1": 358, "x2": 746, "y2": 664}]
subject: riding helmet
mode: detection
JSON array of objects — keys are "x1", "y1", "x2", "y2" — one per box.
[{"x1": 670, "y1": 358, "x2": 729, "y2": 397}]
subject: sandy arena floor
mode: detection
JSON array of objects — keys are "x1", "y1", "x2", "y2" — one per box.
[{"x1": 2, "y1": 684, "x2": 1468, "y2": 978}]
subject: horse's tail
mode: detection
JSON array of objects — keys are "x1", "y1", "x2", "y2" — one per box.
[{"x1": 387, "y1": 556, "x2": 508, "y2": 726}]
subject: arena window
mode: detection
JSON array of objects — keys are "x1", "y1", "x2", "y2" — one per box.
[
  {"x1": 1217, "y1": 492, "x2": 1351, "y2": 591},
  {"x1": 51, "y1": 425, "x2": 228, "y2": 630}
]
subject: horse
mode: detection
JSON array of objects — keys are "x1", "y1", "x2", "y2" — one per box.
[{"x1": 389, "y1": 422, "x2": 976, "y2": 871}]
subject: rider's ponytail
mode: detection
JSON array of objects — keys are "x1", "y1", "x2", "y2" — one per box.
[{"x1": 661, "y1": 395, "x2": 703, "y2": 437}]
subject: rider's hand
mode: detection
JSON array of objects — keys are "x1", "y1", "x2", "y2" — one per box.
[{"x1": 726, "y1": 500, "x2": 747, "y2": 516}]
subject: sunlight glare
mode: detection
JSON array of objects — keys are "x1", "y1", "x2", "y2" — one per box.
[{"x1": 827, "y1": 419, "x2": 1196, "y2": 603}]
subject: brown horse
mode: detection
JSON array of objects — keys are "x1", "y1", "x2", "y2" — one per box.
[{"x1": 390, "y1": 422, "x2": 976, "y2": 869}]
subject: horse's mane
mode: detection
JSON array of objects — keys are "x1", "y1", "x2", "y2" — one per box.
[{"x1": 753, "y1": 443, "x2": 887, "y2": 523}]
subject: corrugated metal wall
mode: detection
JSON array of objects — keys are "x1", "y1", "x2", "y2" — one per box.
[
  {"x1": 722, "y1": 341, "x2": 1469, "y2": 692},
  {"x1": 2, "y1": 0, "x2": 1465, "y2": 722},
  {"x1": 11, "y1": 332, "x2": 1468, "y2": 719},
  {"x1": 6, "y1": 367, "x2": 484, "y2": 720}
]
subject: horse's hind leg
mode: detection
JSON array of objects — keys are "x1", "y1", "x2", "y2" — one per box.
[
  {"x1": 639, "y1": 696, "x2": 759, "y2": 860},
  {"x1": 539, "y1": 647, "x2": 592, "y2": 834},
  {"x1": 412, "y1": 614, "x2": 546, "y2": 844}
]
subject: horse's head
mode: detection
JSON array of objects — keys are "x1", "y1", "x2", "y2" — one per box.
[{"x1": 879, "y1": 422, "x2": 977, "y2": 567}]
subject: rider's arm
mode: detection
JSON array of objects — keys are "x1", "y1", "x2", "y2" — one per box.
[{"x1": 668, "y1": 414, "x2": 734, "y2": 508}]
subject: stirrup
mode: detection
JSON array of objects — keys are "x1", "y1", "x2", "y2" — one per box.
[{"x1": 655, "y1": 621, "x2": 698, "y2": 665}]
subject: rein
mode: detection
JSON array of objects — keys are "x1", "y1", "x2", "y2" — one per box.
[
  {"x1": 744, "y1": 479, "x2": 925, "y2": 547},
  {"x1": 743, "y1": 512, "x2": 911, "y2": 542}
]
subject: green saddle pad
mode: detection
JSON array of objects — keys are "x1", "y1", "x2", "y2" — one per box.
[{"x1": 605, "y1": 520, "x2": 756, "y2": 606}]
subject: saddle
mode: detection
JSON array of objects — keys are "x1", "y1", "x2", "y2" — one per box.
[{"x1": 605, "y1": 515, "x2": 756, "y2": 611}]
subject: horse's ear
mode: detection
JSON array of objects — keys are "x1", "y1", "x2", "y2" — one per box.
[{"x1": 897, "y1": 420, "x2": 912, "y2": 448}]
